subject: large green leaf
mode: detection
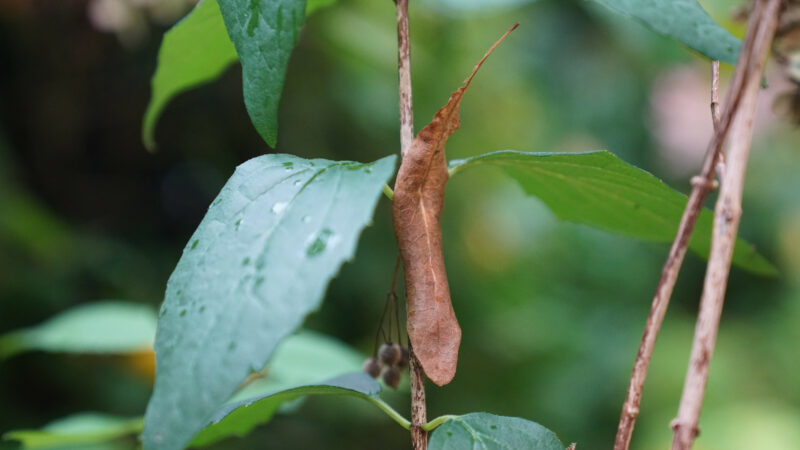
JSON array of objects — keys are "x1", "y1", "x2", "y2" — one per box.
[
  {"x1": 142, "y1": 0, "x2": 238, "y2": 151},
  {"x1": 142, "y1": 0, "x2": 336, "y2": 151},
  {"x1": 3, "y1": 413, "x2": 142, "y2": 450},
  {"x1": 428, "y1": 413, "x2": 564, "y2": 450},
  {"x1": 589, "y1": 0, "x2": 741, "y2": 64},
  {"x1": 142, "y1": 153, "x2": 396, "y2": 450},
  {"x1": 0, "y1": 301, "x2": 156, "y2": 361},
  {"x1": 191, "y1": 372, "x2": 381, "y2": 446},
  {"x1": 449, "y1": 151, "x2": 776, "y2": 276},
  {"x1": 217, "y1": 0, "x2": 306, "y2": 147}
]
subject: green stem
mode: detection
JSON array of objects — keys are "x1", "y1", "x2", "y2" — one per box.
[
  {"x1": 383, "y1": 184, "x2": 394, "y2": 201},
  {"x1": 421, "y1": 415, "x2": 458, "y2": 432},
  {"x1": 367, "y1": 396, "x2": 410, "y2": 430}
]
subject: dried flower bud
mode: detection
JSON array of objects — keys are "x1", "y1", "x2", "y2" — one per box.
[
  {"x1": 397, "y1": 346, "x2": 410, "y2": 369},
  {"x1": 362, "y1": 356, "x2": 381, "y2": 378},
  {"x1": 381, "y1": 366, "x2": 402, "y2": 389},
  {"x1": 378, "y1": 342, "x2": 402, "y2": 366}
]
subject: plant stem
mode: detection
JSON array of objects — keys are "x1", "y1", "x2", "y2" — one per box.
[
  {"x1": 421, "y1": 415, "x2": 458, "y2": 432},
  {"x1": 671, "y1": 0, "x2": 781, "y2": 448},
  {"x1": 393, "y1": 0, "x2": 427, "y2": 448},
  {"x1": 711, "y1": 60, "x2": 721, "y2": 130},
  {"x1": 369, "y1": 396, "x2": 412, "y2": 430},
  {"x1": 613, "y1": 1, "x2": 781, "y2": 447},
  {"x1": 396, "y1": 0, "x2": 414, "y2": 159},
  {"x1": 612, "y1": 63, "x2": 722, "y2": 450},
  {"x1": 408, "y1": 344, "x2": 428, "y2": 449},
  {"x1": 383, "y1": 184, "x2": 395, "y2": 201}
]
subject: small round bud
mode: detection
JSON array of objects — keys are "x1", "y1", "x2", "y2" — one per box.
[
  {"x1": 378, "y1": 342, "x2": 402, "y2": 366},
  {"x1": 381, "y1": 366, "x2": 402, "y2": 389},
  {"x1": 362, "y1": 356, "x2": 381, "y2": 378},
  {"x1": 396, "y1": 346, "x2": 410, "y2": 368}
]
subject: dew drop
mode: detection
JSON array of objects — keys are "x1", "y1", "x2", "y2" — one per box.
[
  {"x1": 242, "y1": 257, "x2": 251, "y2": 266},
  {"x1": 228, "y1": 342, "x2": 237, "y2": 351},
  {"x1": 190, "y1": 239, "x2": 199, "y2": 250},
  {"x1": 306, "y1": 228, "x2": 339, "y2": 257},
  {"x1": 293, "y1": 179, "x2": 302, "y2": 186},
  {"x1": 235, "y1": 219, "x2": 243, "y2": 230},
  {"x1": 301, "y1": 215, "x2": 311, "y2": 223},
  {"x1": 160, "y1": 308, "x2": 168, "y2": 317},
  {"x1": 271, "y1": 202, "x2": 288, "y2": 214},
  {"x1": 199, "y1": 306, "x2": 206, "y2": 313},
  {"x1": 180, "y1": 309, "x2": 187, "y2": 317}
]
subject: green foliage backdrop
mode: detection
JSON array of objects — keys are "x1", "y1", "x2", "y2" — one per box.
[{"x1": 0, "y1": 0, "x2": 798, "y2": 449}]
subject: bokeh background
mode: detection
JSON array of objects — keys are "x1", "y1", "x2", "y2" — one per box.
[{"x1": 1, "y1": 0, "x2": 798, "y2": 449}]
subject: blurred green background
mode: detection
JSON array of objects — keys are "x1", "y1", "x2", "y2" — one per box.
[{"x1": 1, "y1": 0, "x2": 798, "y2": 449}]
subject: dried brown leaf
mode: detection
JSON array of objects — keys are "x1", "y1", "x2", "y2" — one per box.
[{"x1": 392, "y1": 24, "x2": 518, "y2": 386}]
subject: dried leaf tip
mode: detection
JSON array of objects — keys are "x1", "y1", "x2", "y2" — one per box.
[
  {"x1": 462, "y1": 23, "x2": 520, "y2": 90},
  {"x1": 393, "y1": 24, "x2": 518, "y2": 387}
]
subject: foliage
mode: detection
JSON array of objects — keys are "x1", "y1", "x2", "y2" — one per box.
[
  {"x1": 142, "y1": 0, "x2": 237, "y2": 151},
  {"x1": 589, "y1": 0, "x2": 741, "y2": 64},
  {"x1": 427, "y1": 413, "x2": 564, "y2": 450},
  {"x1": 0, "y1": 302, "x2": 156, "y2": 360},
  {"x1": 142, "y1": 154, "x2": 396, "y2": 449},
  {"x1": 449, "y1": 150, "x2": 776, "y2": 275},
  {"x1": 3, "y1": 414, "x2": 143, "y2": 450},
  {"x1": 2, "y1": 0, "x2": 798, "y2": 449}
]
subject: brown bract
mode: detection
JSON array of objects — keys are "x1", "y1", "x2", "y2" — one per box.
[{"x1": 392, "y1": 24, "x2": 518, "y2": 386}]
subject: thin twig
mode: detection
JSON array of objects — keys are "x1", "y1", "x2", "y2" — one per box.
[
  {"x1": 671, "y1": 0, "x2": 781, "y2": 448},
  {"x1": 394, "y1": 0, "x2": 427, "y2": 448},
  {"x1": 409, "y1": 344, "x2": 428, "y2": 449},
  {"x1": 396, "y1": 0, "x2": 414, "y2": 158},
  {"x1": 613, "y1": 1, "x2": 780, "y2": 447},
  {"x1": 711, "y1": 61, "x2": 721, "y2": 131}
]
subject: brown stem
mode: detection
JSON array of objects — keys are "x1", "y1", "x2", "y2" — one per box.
[
  {"x1": 613, "y1": 1, "x2": 781, "y2": 447},
  {"x1": 711, "y1": 61, "x2": 721, "y2": 131},
  {"x1": 396, "y1": 0, "x2": 414, "y2": 158},
  {"x1": 671, "y1": 0, "x2": 781, "y2": 448},
  {"x1": 394, "y1": 0, "x2": 427, "y2": 448},
  {"x1": 409, "y1": 344, "x2": 428, "y2": 449}
]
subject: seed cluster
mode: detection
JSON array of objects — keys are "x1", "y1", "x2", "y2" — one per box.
[{"x1": 362, "y1": 341, "x2": 409, "y2": 389}]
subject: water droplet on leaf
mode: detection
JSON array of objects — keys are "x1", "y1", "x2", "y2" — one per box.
[{"x1": 272, "y1": 202, "x2": 288, "y2": 214}]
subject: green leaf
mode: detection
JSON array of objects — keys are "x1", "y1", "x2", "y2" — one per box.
[
  {"x1": 217, "y1": 0, "x2": 307, "y2": 147},
  {"x1": 306, "y1": 0, "x2": 335, "y2": 14},
  {"x1": 143, "y1": 153, "x2": 397, "y2": 450},
  {"x1": 589, "y1": 0, "x2": 741, "y2": 64},
  {"x1": 190, "y1": 330, "x2": 369, "y2": 446},
  {"x1": 142, "y1": 0, "x2": 338, "y2": 151},
  {"x1": 449, "y1": 151, "x2": 777, "y2": 276},
  {"x1": 3, "y1": 413, "x2": 143, "y2": 449},
  {"x1": 191, "y1": 372, "x2": 381, "y2": 446},
  {"x1": 3, "y1": 332, "x2": 382, "y2": 449},
  {"x1": 0, "y1": 301, "x2": 157, "y2": 361},
  {"x1": 142, "y1": 0, "x2": 238, "y2": 151},
  {"x1": 428, "y1": 413, "x2": 564, "y2": 450},
  {"x1": 229, "y1": 329, "x2": 364, "y2": 402}
]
